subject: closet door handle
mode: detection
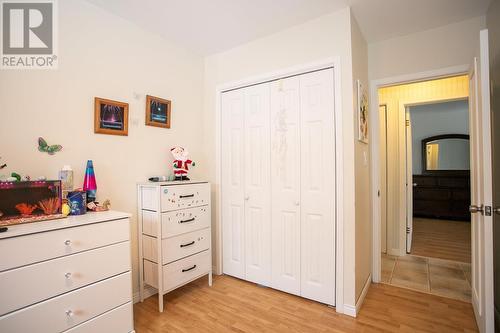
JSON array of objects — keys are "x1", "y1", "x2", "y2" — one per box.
[
  {"x1": 179, "y1": 218, "x2": 195, "y2": 224},
  {"x1": 180, "y1": 194, "x2": 195, "y2": 198},
  {"x1": 180, "y1": 241, "x2": 195, "y2": 248},
  {"x1": 182, "y1": 265, "x2": 197, "y2": 272}
]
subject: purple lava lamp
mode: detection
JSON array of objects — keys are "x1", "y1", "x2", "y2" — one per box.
[{"x1": 83, "y1": 160, "x2": 97, "y2": 204}]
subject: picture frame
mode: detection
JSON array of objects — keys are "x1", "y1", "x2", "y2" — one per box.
[
  {"x1": 357, "y1": 80, "x2": 369, "y2": 144},
  {"x1": 146, "y1": 95, "x2": 171, "y2": 129},
  {"x1": 94, "y1": 97, "x2": 129, "y2": 136}
]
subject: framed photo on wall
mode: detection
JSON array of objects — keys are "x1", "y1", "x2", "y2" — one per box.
[
  {"x1": 146, "y1": 95, "x2": 171, "y2": 129},
  {"x1": 357, "y1": 80, "x2": 369, "y2": 143},
  {"x1": 94, "y1": 97, "x2": 129, "y2": 136}
]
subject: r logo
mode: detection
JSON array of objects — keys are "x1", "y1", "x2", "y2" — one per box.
[{"x1": 2, "y1": 2, "x2": 53, "y2": 54}]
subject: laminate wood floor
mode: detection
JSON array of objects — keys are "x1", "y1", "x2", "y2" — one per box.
[
  {"x1": 411, "y1": 218, "x2": 471, "y2": 263},
  {"x1": 133, "y1": 275, "x2": 478, "y2": 333}
]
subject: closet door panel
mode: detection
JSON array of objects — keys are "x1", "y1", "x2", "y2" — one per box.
[
  {"x1": 221, "y1": 90, "x2": 246, "y2": 279},
  {"x1": 299, "y1": 68, "x2": 335, "y2": 305},
  {"x1": 270, "y1": 77, "x2": 301, "y2": 295},
  {"x1": 244, "y1": 83, "x2": 272, "y2": 285}
]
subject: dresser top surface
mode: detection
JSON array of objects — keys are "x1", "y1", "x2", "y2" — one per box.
[
  {"x1": 137, "y1": 180, "x2": 209, "y2": 187},
  {"x1": 0, "y1": 210, "x2": 131, "y2": 239}
]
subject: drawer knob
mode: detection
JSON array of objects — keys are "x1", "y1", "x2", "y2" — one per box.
[
  {"x1": 182, "y1": 264, "x2": 197, "y2": 272},
  {"x1": 64, "y1": 240, "x2": 72, "y2": 246},
  {"x1": 65, "y1": 272, "x2": 72, "y2": 279},
  {"x1": 65, "y1": 310, "x2": 74, "y2": 317}
]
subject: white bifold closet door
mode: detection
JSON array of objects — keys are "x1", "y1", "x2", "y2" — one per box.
[
  {"x1": 222, "y1": 67, "x2": 335, "y2": 305},
  {"x1": 270, "y1": 76, "x2": 301, "y2": 295},
  {"x1": 243, "y1": 84, "x2": 271, "y2": 285},
  {"x1": 298, "y1": 69, "x2": 335, "y2": 305},
  {"x1": 221, "y1": 84, "x2": 271, "y2": 286},
  {"x1": 221, "y1": 89, "x2": 246, "y2": 279}
]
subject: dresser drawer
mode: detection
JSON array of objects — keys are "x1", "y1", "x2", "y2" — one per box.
[
  {"x1": 0, "y1": 272, "x2": 131, "y2": 333},
  {"x1": 163, "y1": 250, "x2": 211, "y2": 291},
  {"x1": 0, "y1": 219, "x2": 129, "y2": 272},
  {"x1": 64, "y1": 302, "x2": 133, "y2": 333},
  {"x1": 143, "y1": 250, "x2": 210, "y2": 292},
  {"x1": 163, "y1": 228, "x2": 210, "y2": 264},
  {"x1": 0, "y1": 241, "x2": 131, "y2": 316},
  {"x1": 162, "y1": 206, "x2": 210, "y2": 238},
  {"x1": 142, "y1": 228, "x2": 210, "y2": 264},
  {"x1": 160, "y1": 183, "x2": 210, "y2": 212}
]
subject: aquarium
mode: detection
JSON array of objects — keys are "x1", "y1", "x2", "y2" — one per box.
[{"x1": 0, "y1": 180, "x2": 64, "y2": 227}]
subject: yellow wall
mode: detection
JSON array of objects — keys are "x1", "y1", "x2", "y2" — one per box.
[{"x1": 378, "y1": 75, "x2": 469, "y2": 255}]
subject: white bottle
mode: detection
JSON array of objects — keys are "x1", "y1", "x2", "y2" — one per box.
[{"x1": 59, "y1": 165, "x2": 74, "y2": 199}]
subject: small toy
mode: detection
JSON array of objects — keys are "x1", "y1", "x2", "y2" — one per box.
[
  {"x1": 11, "y1": 173, "x2": 21, "y2": 181},
  {"x1": 83, "y1": 160, "x2": 97, "y2": 205},
  {"x1": 38, "y1": 137, "x2": 62, "y2": 155},
  {"x1": 15, "y1": 203, "x2": 38, "y2": 216},
  {"x1": 87, "y1": 199, "x2": 110, "y2": 212},
  {"x1": 61, "y1": 203, "x2": 70, "y2": 216},
  {"x1": 38, "y1": 197, "x2": 61, "y2": 215},
  {"x1": 171, "y1": 146, "x2": 195, "y2": 181}
]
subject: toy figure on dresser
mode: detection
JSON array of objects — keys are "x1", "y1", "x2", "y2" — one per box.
[
  {"x1": 171, "y1": 146, "x2": 195, "y2": 181},
  {"x1": 87, "y1": 199, "x2": 111, "y2": 212}
]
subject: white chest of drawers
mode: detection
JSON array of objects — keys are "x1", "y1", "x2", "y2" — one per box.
[
  {"x1": 137, "y1": 181, "x2": 212, "y2": 312},
  {"x1": 0, "y1": 211, "x2": 135, "y2": 333}
]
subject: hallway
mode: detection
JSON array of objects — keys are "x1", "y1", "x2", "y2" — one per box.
[
  {"x1": 411, "y1": 218, "x2": 471, "y2": 263},
  {"x1": 382, "y1": 254, "x2": 471, "y2": 302}
]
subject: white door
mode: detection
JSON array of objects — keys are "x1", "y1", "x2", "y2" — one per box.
[
  {"x1": 299, "y1": 68, "x2": 335, "y2": 305},
  {"x1": 469, "y1": 29, "x2": 494, "y2": 333},
  {"x1": 379, "y1": 105, "x2": 388, "y2": 254},
  {"x1": 221, "y1": 89, "x2": 246, "y2": 279},
  {"x1": 270, "y1": 77, "x2": 301, "y2": 295},
  {"x1": 244, "y1": 83, "x2": 272, "y2": 286},
  {"x1": 405, "y1": 108, "x2": 413, "y2": 253}
]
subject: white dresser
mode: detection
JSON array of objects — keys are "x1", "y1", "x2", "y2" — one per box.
[
  {"x1": 0, "y1": 211, "x2": 135, "y2": 333},
  {"x1": 137, "y1": 181, "x2": 212, "y2": 312}
]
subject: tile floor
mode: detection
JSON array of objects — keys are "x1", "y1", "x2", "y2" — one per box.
[{"x1": 381, "y1": 254, "x2": 472, "y2": 302}]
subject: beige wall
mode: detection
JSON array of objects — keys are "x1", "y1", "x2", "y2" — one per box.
[
  {"x1": 351, "y1": 14, "x2": 371, "y2": 301},
  {"x1": 369, "y1": 16, "x2": 486, "y2": 80},
  {"x1": 0, "y1": 0, "x2": 206, "y2": 295},
  {"x1": 203, "y1": 7, "x2": 364, "y2": 308},
  {"x1": 378, "y1": 76, "x2": 469, "y2": 255}
]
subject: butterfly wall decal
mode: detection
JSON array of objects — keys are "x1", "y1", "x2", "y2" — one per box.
[{"x1": 38, "y1": 137, "x2": 62, "y2": 155}]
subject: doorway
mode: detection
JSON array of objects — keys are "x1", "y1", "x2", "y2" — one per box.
[{"x1": 376, "y1": 75, "x2": 473, "y2": 302}]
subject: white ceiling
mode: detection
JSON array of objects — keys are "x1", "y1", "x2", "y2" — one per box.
[{"x1": 85, "y1": 0, "x2": 491, "y2": 56}]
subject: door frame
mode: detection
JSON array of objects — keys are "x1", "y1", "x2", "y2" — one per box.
[
  {"x1": 369, "y1": 64, "x2": 470, "y2": 282},
  {"x1": 214, "y1": 57, "x2": 344, "y2": 312}
]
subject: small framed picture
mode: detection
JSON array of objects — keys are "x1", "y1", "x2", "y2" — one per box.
[
  {"x1": 94, "y1": 97, "x2": 129, "y2": 136},
  {"x1": 146, "y1": 95, "x2": 171, "y2": 129},
  {"x1": 357, "y1": 80, "x2": 368, "y2": 144}
]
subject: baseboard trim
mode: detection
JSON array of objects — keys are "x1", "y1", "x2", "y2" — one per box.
[
  {"x1": 343, "y1": 274, "x2": 371, "y2": 318},
  {"x1": 133, "y1": 285, "x2": 157, "y2": 304},
  {"x1": 343, "y1": 304, "x2": 357, "y2": 317},
  {"x1": 356, "y1": 275, "x2": 371, "y2": 315}
]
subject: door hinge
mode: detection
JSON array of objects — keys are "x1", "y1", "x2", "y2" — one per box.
[
  {"x1": 406, "y1": 227, "x2": 410, "y2": 234},
  {"x1": 485, "y1": 205, "x2": 492, "y2": 216},
  {"x1": 406, "y1": 120, "x2": 410, "y2": 126}
]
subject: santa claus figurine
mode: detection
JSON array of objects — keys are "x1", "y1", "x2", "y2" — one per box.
[{"x1": 171, "y1": 146, "x2": 195, "y2": 181}]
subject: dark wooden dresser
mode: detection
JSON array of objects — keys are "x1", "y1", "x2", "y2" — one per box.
[{"x1": 413, "y1": 174, "x2": 471, "y2": 221}]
